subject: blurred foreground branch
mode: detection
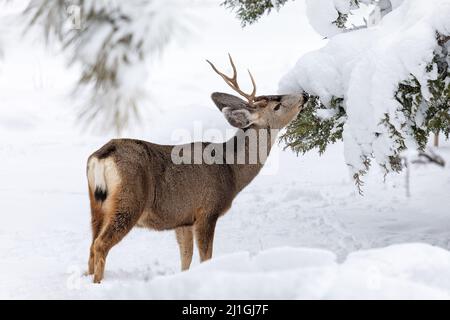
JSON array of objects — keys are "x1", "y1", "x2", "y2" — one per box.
[{"x1": 25, "y1": 0, "x2": 190, "y2": 134}]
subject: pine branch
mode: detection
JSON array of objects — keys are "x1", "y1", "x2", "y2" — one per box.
[
  {"x1": 221, "y1": 0, "x2": 289, "y2": 26},
  {"x1": 411, "y1": 151, "x2": 446, "y2": 167},
  {"x1": 24, "y1": 0, "x2": 189, "y2": 134}
]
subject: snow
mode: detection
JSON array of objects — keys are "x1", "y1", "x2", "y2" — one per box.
[
  {"x1": 1, "y1": 0, "x2": 450, "y2": 299},
  {"x1": 147, "y1": 244, "x2": 450, "y2": 299},
  {"x1": 280, "y1": 0, "x2": 450, "y2": 176},
  {"x1": 316, "y1": 108, "x2": 338, "y2": 120},
  {"x1": 305, "y1": 0, "x2": 342, "y2": 38},
  {"x1": 87, "y1": 244, "x2": 450, "y2": 299}
]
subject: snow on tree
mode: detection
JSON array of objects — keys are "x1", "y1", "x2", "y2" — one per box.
[
  {"x1": 225, "y1": 0, "x2": 450, "y2": 190},
  {"x1": 24, "y1": 0, "x2": 190, "y2": 133},
  {"x1": 222, "y1": 0, "x2": 289, "y2": 26}
]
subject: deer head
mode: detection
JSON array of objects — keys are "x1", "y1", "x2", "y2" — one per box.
[{"x1": 207, "y1": 54, "x2": 308, "y2": 129}]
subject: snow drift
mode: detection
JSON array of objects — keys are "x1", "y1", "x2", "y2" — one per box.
[{"x1": 75, "y1": 244, "x2": 450, "y2": 299}]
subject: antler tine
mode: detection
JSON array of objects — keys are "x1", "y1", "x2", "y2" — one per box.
[
  {"x1": 247, "y1": 69, "x2": 256, "y2": 101},
  {"x1": 228, "y1": 53, "x2": 237, "y2": 82},
  {"x1": 206, "y1": 59, "x2": 231, "y2": 82},
  {"x1": 247, "y1": 69, "x2": 266, "y2": 107},
  {"x1": 206, "y1": 54, "x2": 260, "y2": 107}
]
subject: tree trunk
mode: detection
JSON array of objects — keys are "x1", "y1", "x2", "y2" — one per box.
[{"x1": 434, "y1": 132, "x2": 439, "y2": 148}]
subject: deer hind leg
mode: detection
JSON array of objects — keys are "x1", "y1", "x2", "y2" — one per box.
[
  {"x1": 194, "y1": 215, "x2": 218, "y2": 263},
  {"x1": 88, "y1": 216, "x2": 103, "y2": 276},
  {"x1": 87, "y1": 187, "x2": 104, "y2": 275},
  {"x1": 175, "y1": 226, "x2": 193, "y2": 271},
  {"x1": 92, "y1": 206, "x2": 141, "y2": 283}
]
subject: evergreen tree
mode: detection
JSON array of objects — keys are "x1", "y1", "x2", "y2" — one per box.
[{"x1": 224, "y1": 0, "x2": 450, "y2": 190}]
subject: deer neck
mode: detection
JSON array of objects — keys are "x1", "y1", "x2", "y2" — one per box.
[{"x1": 224, "y1": 126, "x2": 278, "y2": 194}]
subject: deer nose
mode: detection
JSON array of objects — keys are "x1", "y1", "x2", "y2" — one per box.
[{"x1": 302, "y1": 92, "x2": 309, "y2": 104}]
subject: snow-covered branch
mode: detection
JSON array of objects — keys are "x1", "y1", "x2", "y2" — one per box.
[
  {"x1": 25, "y1": 0, "x2": 191, "y2": 134},
  {"x1": 280, "y1": 0, "x2": 450, "y2": 188}
]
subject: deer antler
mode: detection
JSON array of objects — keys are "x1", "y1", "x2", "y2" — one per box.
[{"x1": 206, "y1": 54, "x2": 266, "y2": 108}]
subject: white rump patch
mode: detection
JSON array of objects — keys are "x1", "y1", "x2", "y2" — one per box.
[{"x1": 87, "y1": 157, "x2": 120, "y2": 193}]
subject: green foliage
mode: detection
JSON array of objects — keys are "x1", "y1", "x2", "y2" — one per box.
[
  {"x1": 395, "y1": 77, "x2": 427, "y2": 149},
  {"x1": 394, "y1": 35, "x2": 450, "y2": 150},
  {"x1": 221, "y1": 0, "x2": 289, "y2": 26},
  {"x1": 222, "y1": 0, "x2": 362, "y2": 29},
  {"x1": 379, "y1": 114, "x2": 406, "y2": 173},
  {"x1": 353, "y1": 156, "x2": 371, "y2": 195},
  {"x1": 281, "y1": 96, "x2": 346, "y2": 154},
  {"x1": 426, "y1": 38, "x2": 450, "y2": 139},
  {"x1": 333, "y1": 11, "x2": 349, "y2": 29}
]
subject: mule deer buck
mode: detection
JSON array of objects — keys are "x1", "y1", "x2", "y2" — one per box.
[{"x1": 86, "y1": 54, "x2": 308, "y2": 283}]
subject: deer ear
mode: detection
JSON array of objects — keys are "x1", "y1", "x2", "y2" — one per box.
[
  {"x1": 222, "y1": 107, "x2": 257, "y2": 128},
  {"x1": 211, "y1": 92, "x2": 248, "y2": 111}
]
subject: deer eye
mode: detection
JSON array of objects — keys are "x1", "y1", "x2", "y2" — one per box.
[{"x1": 274, "y1": 103, "x2": 281, "y2": 111}]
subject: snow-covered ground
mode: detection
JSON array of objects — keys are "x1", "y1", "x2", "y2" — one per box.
[{"x1": 0, "y1": 0, "x2": 450, "y2": 299}]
